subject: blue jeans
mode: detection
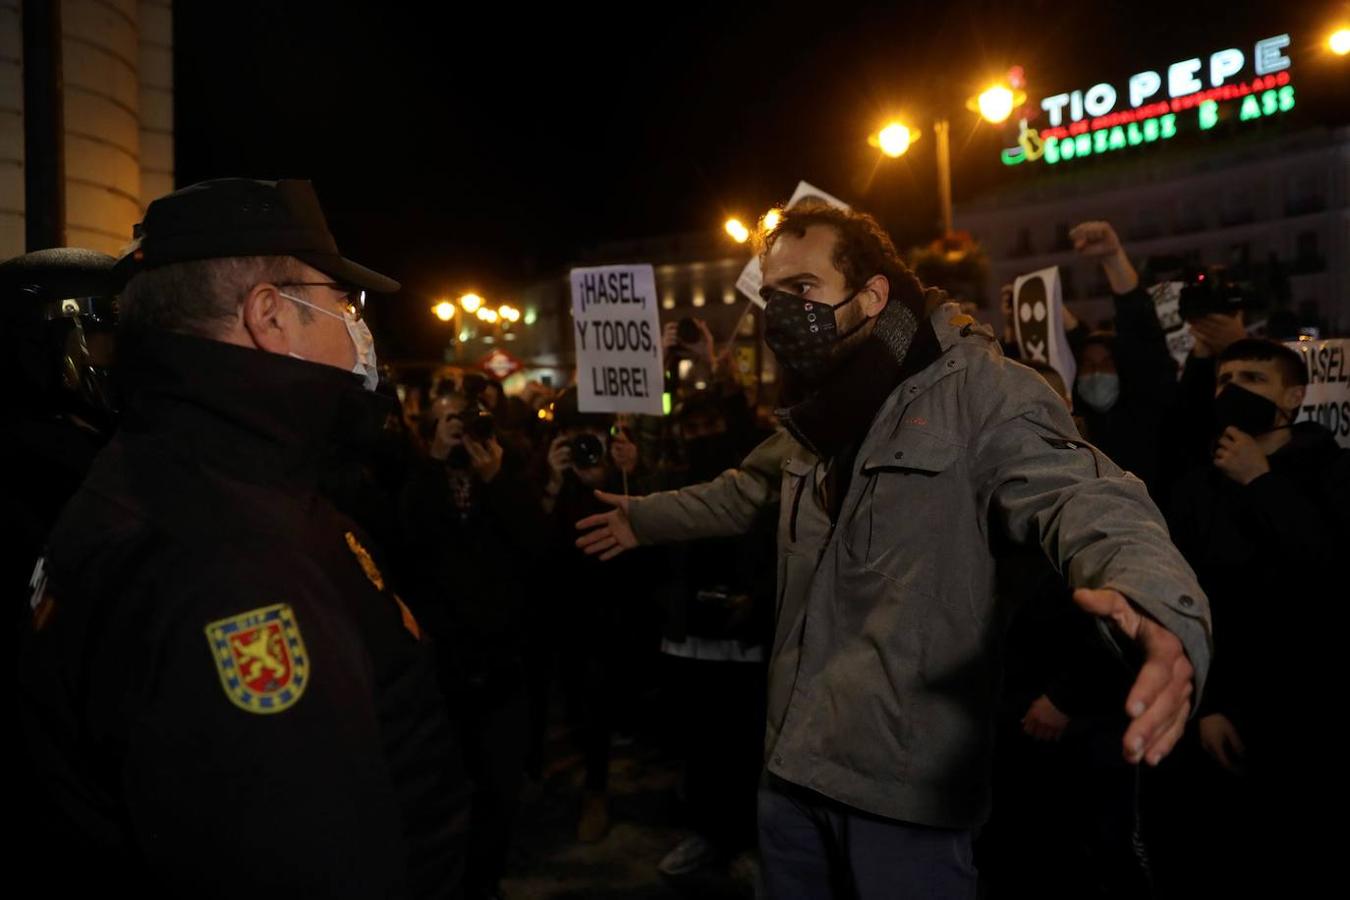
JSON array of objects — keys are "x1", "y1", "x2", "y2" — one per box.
[{"x1": 758, "y1": 774, "x2": 977, "y2": 900}]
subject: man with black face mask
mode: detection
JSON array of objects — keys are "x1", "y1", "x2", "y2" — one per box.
[
  {"x1": 578, "y1": 205, "x2": 1211, "y2": 898},
  {"x1": 1163, "y1": 338, "x2": 1348, "y2": 893}
]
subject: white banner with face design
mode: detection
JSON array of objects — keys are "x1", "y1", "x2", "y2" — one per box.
[{"x1": 1013, "y1": 266, "x2": 1076, "y2": 390}]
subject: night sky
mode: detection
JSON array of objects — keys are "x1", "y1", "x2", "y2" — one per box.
[{"x1": 173, "y1": 1, "x2": 1344, "y2": 358}]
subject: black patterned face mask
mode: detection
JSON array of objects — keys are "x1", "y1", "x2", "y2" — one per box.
[{"x1": 762, "y1": 288, "x2": 868, "y2": 385}]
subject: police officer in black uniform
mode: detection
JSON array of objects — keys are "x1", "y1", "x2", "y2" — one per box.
[
  {"x1": 3, "y1": 246, "x2": 122, "y2": 885},
  {"x1": 1, "y1": 247, "x2": 120, "y2": 604},
  {"x1": 20, "y1": 179, "x2": 470, "y2": 898}
]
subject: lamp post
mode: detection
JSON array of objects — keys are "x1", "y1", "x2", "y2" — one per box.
[{"x1": 870, "y1": 81, "x2": 1026, "y2": 236}]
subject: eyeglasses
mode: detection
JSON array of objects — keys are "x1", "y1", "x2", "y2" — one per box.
[{"x1": 276, "y1": 282, "x2": 366, "y2": 320}]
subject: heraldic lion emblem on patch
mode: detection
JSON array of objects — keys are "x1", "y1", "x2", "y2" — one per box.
[{"x1": 204, "y1": 603, "x2": 310, "y2": 714}]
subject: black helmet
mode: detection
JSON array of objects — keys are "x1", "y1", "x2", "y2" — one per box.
[{"x1": 1, "y1": 247, "x2": 121, "y2": 427}]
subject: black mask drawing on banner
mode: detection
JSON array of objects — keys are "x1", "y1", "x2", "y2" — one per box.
[{"x1": 1016, "y1": 276, "x2": 1050, "y2": 364}]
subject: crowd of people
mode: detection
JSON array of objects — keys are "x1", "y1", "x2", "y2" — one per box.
[{"x1": 6, "y1": 177, "x2": 1346, "y2": 899}]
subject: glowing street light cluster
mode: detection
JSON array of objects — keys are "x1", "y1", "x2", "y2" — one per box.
[{"x1": 431, "y1": 293, "x2": 530, "y2": 333}]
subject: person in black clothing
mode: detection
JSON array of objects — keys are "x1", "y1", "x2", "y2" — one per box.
[
  {"x1": 3, "y1": 246, "x2": 122, "y2": 884},
  {"x1": 981, "y1": 363, "x2": 1148, "y2": 900},
  {"x1": 652, "y1": 389, "x2": 774, "y2": 878},
  {"x1": 400, "y1": 391, "x2": 544, "y2": 900},
  {"x1": 1066, "y1": 222, "x2": 1178, "y2": 502},
  {"x1": 2, "y1": 248, "x2": 121, "y2": 603},
  {"x1": 1161, "y1": 338, "x2": 1348, "y2": 894},
  {"x1": 536, "y1": 387, "x2": 652, "y2": 843},
  {"x1": 19, "y1": 179, "x2": 470, "y2": 898},
  {"x1": 1169, "y1": 268, "x2": 1251, "y2": 478}
]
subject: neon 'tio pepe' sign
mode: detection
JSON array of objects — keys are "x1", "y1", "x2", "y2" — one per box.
[{"x1": 1002, "y1": 33, "x2": 1295, "y2": 167}]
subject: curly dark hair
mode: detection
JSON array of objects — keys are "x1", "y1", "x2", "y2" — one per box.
[{"x1": 756, "y1": 205, "x2": 923, "y2": 300}]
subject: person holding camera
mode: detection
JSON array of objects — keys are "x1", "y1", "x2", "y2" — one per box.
[
  {"x1": 1170, "y1": 266, "x2": 1252, "y2": 476},
  {"x1": 400, "y1": 390, "x2": 546, "y2": 900},
  {"x1": 662, "y1": 315, "x2": 729, "y2": 395},
  {"x1": 537, "y1": 388, "x2": 652, "y2": 844}
]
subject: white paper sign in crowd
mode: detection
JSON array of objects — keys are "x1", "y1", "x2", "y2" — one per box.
[
  {"x1": 1284, "y1": 338, "x2": 1350, "y2": 448},
  {"x1": 1149, "y1": 281, "x2": 1198, "y2": 374},
  {"x1": 569, "y1": 265, "x2": 664, "y2": 416}
]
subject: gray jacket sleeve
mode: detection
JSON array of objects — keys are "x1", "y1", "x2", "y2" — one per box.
[
  {"x1": 627, "y1": 429, "x2": 792, "y2": 545},
  {"x1": 972, "y1": 360, "x2": 1213, "y2": 700}
]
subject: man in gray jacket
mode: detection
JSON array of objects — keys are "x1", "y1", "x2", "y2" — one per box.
[{"x1": 577, "y1": 206, "x2": 1210, "y2": 898}]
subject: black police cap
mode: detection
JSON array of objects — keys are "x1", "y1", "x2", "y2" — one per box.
[{"x1": 117, "y1": 178, "x2": 399, "y2": 293}]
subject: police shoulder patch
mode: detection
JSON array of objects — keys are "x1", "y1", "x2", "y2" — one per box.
[{"x1": 204, "y1": 603, "x2": 310, "y2": 715}]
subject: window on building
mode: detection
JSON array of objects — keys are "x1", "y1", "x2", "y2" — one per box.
[
  {"x1": 1285, "y1": 172, "x2": 1325, "y2": 217},
  {"x1": 1220, "y1": 191, "x2": 1255, "y2": 227},
  {"x1": 1175, "y1": 200, "x2": 1206, "y2": 233}
]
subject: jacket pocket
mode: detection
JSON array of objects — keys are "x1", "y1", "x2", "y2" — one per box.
[
  {"x1": 860, "y1": 429, "x2": 963, "y2": 476},
  {"x1": 856, "y1": 429, "x2": 965, "y2": 573},
  {"x1": 779, "y1": 456, "x2": 816, "y2": 548}
]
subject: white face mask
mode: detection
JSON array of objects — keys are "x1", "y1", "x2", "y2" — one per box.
[{"x1": 279, "y1": 290, "x2": 379, "y2": 391}]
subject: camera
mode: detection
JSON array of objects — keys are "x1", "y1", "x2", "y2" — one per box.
[
  {"x1": 464, "y1": 409, "x2": 495, "y2": 442},
  {"x1": 1179, "y1": 267, "x2": 1247, "y2": 321},
  {"x1": 569, "y1": 433, "x2": 605, "y2": 469}
]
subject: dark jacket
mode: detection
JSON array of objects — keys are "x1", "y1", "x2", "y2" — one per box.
[
  {"x1": 1076, "y1": 285, "x2": 1179, "y2": 501},
  {"x1": 1167, "y1": 421, "x2": 1350, "y2": 764},
  {"x1": 20, "y1": 332, "x2": 469, "y2": 898},
  {"x1": 655, "y1": 442, "x2": 776, "y2": 651},
  {"x1": 398, "y1": 452, "x2": 545, "y2": 689}
]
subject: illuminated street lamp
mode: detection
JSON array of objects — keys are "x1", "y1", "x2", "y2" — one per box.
[
  {"x1": 968, "y1": 83, "x2": 1025, "y2": 124},
  {"x1": 432, "y1": 300, "x2": 455, "y2": 322},
  {"x1": 459, "y1": 293, "x2": 484, "y2": 314},
  {"x1": 872, "y1": 76, "x2": 1027, "y2": 236},
  {"x1": 477, "y1": 307, "x2": 499, "y2": 324},
  {"x1": 1331, "y1": 27, "x2": 1350, "y2": 56},
  {"x1": 724, "y1": 218, "x2": 750, "y2": 243},
  {"x1": 871, "y1": 122, "x2": 916, "y2": 158}
]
